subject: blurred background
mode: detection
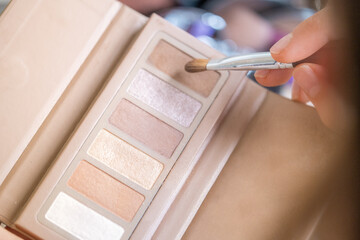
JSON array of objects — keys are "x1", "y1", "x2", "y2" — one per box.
[
  {"x1": 0, "y1": 0, "x2": 325, "y2": 98},
  {"x1": 118, "y1": 0, "x2": 326, "y2": 98}
]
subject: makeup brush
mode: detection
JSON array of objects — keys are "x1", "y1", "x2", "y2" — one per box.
[{"x1": 185, "y1": 41, "x2": 337, "y2": 73}]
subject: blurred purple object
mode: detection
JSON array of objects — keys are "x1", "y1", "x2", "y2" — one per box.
[
  {"x1": 270, "y1": 29, "x2": 286, "y2": 47},
  {"x1": 188, "y1": 20, "x2": 216, "y2": 37}
]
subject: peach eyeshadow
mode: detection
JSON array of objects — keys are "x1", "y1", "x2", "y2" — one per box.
[{"x1": 67, "y1": 161, "x2": 144, "y2": 222}]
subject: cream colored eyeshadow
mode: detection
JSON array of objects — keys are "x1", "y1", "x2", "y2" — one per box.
[
  {"x1": 87, "y1": 129, "x2": 163, "y2": 190},
  {"x1": 46, "y1": 192, "x2": 124, "y2": 240}
]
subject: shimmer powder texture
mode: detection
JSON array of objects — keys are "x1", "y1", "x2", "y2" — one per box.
[
  {"x1": 148, "y1": 40, "x2": 219, "y2": 97},
  {"x1": 87, "y1": 129, "x2": 163, "y2": 190},
  {"x1": 109, "y1": 99, "x2": 183, "y2": 158},
  {"x1": 45, "y1": 192, "x2": 124, "y2": 240},
  {"x1": 128, "y1": 69, "x2": 201, "y2": 127},
  {"x1": 68, "y1": 161, "x2": 144, "y2": 222}
]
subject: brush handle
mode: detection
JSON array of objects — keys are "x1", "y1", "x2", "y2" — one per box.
[
  {"x1": 206, "y1": 52, "x2": 293, "y2": 70},
  {"x1": 207, "y1": 40, "x2": 339, "y2": 71}
]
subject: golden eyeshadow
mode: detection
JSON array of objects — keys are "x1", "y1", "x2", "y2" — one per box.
[{"x1": 87, "y1": 129, "x2": 163, "y2": 190}]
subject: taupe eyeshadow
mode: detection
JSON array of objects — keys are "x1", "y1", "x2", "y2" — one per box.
[{"x1": 109, "y1": 99, "x2": 183, "y2": 158}]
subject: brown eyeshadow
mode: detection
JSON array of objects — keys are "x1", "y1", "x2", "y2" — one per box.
[
  {"x1": 109, "y1": 99, "x2": 183, "y2": 158},
  {"x1": 148, "y1": 40, "x2": 219, "y2": 97},
  {"x1": 67, "y1": 161, "x2": 144, "y2": 222}
]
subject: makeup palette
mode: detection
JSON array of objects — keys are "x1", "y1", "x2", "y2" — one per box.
[
  {"x1": 6, "y1": 14, "x2": 248, "y2": 239},
  {"x1": 1, "y1": 1, "x2": 336, "y2": 239},
  {"x1": 0, "y1": 0, "x2": 265, "y2": 238}
]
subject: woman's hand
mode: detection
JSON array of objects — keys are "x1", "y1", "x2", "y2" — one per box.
[{"x1": 255, "y1": 7, "x2": 353, "y2": 133}]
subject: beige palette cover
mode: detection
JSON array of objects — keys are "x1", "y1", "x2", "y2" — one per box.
[{"x1": 0, "y1": 0, "x2": 147, "y2": 226}]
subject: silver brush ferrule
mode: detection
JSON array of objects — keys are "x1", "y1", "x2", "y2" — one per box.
[{"x1": 206, "y1": 52, "x2": 293, "y2": 71}]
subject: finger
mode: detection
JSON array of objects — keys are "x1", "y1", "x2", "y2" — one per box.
[
  {"x1": 293, "y1": 63, "x2": 350, "y2": 132},
  {"x1": 299, "y1": 88, "x2": 310, "y2": 103},
  {"x1": 254, "y1": 69, "x2": 293, "y2": 87},
  {"x1": 292, "y1": 81, "x2": 309, "y2": 103},
  {"x1": 270, "y1": 7, "x2": 334, "y2": 63}
]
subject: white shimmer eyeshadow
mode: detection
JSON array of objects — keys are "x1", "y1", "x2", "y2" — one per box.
[
  {"x1": 45, "y1": 192, "x2": 124, "y2": 240},
  {"x1": 128, "y1": 69, "x2": 202, "y2": 127}
]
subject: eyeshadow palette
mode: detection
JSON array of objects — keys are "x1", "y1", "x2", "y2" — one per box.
[
  {"x1": 14, "y1": 14, "x2": 246, "y2": 239},
  {"x1": 1, "y1": 1, "x2": 337, "y2": 239}
]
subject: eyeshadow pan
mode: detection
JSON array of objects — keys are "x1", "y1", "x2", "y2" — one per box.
[
  {"x1": 148, "y1": 40, "x2": 219, "y2": 97},
  {"x1": 128, "y1": 69, "x2": 201, "y2": 127},
  {"x1": 68, "y1": 161, "x2": 144, "y2": 222},
  {"x1": 87, "y1": 129, "x2": 163, "y2": 190},
  {"x1": 109, "y1": 99, "x2": 183, "y2": 158},
  {"x1": 45, "y1": 192, "x2": 124, "y2": 240}
]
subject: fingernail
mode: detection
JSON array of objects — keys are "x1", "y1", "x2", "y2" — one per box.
[
  {"x1": 291, "y1": 82, "x2": 300, "y2": 101},
  {"x1": 270, "y1": 33, "x2": 293, "y2": 54},
  {"x1": 254, "y1": 70, "x2": 270, "y2": 79},
  {"x1": 295, "y1": 65, "x2": 320, "y2": 98}
]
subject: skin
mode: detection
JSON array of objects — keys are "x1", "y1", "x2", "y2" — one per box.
[{"x1": 255, "y1": 7, "x2": 354, "y2": 133}]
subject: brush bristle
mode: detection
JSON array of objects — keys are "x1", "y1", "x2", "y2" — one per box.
[{"x1": 185, "y1": 59, "x2": 209, "y2": 73}]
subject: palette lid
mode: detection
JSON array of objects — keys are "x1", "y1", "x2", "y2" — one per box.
[{"x1": 0, "y1": 0, "x2": 120, "y2": 184}]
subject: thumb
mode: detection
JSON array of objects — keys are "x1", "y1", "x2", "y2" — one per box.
[{"x1": 270, "y1": 7, "x2": 334, "y2": 63}]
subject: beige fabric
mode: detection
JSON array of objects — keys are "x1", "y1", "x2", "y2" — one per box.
[{"x1": 185, "y1": 91, "x2": 343, "y2": 240}]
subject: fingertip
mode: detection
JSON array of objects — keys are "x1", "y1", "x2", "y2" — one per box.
[
  {"x1": 270, "y1": 8, "x2": 331, "y2": 63},
  {"x1": 256, "y1": 69, "x2": 293, "y2": 87},
  {"x1": 293, "y1": 63, "x2": 311, "y2": 74},
  {"x1": 254, "y1": 70, "x2": 270, "y2": 82},
  {"x1": 254, "y1": 70, "x2": 271, "y2": 86},
  {"x1": 270, "y1": 33, "x2": 293, "y2": 55}
]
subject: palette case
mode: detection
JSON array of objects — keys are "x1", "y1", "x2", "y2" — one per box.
[
  {"x1": 0, "y1": 0, "x2": 144, "y2": 224},
  {"x1": 0, "y1": 0, "x2": 336, "y2": 239}
]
